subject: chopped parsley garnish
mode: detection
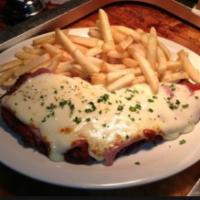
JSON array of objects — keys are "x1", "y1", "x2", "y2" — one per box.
[
  {"x1": 179, "y1": 139, "x2": 186, "y2": 145},
  {"x1": 152, "y1": 96, "x2": 157, "y2": 99},
  {"x1": 102, "y1": 123, "x2": 107, "y2": 127},
  {"x1": 175, "y1": 99, "x2": 180, "y2": 105},
  {"x1": 97, "y1": 94, "x2": 109, "y2": 103},
  {"x1": 134, "y1": 161, "x2": 140, "y2": 165},
  {"x1": 117, "y1": 105, "x2": 124, "y2": 111},
  {"x1": 125, "y1": 135, "x2": 130, "y2": 140},
  {"x1": 73, "y1": 117, "x2": 82, "y2": 124},
  {"x1": 129, "y1": 103, "x2": 141, "y2": 112},
  {"x1": 125, "y1": 94, "x2": 134, "y2": 101},
  {"x1": 182, "y1": 104, "x2": 189, "y2": 109},
  {"x1": 147, "y1": 99, "x2": 154, "y2": 103},
  {"x1": 126, "y1": 89, "x2": 139, "y2": 94},
  {"x1": 170, "y1": 84, "x2": 176, "y2": 91},
  {"x1": 59, "y1": 99, "x2": 75, "y2": 114},
  {"x1": 59, "y1": 100, "x2": 68, "y2": 108},
  {"x1": 85, "y1": 102, "x2": 96, "y2": 113},
  {"x1": 86, "y1": 118, "x2": 91, "y2": 122},
  {"x1": 148, "y1": 108, "x2": 154, "y2": 113}
]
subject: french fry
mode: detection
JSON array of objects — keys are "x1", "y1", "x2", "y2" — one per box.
[
  {"x1": 122, "y1": 58, "x2": 138, "y2": 68},
  {"x1": 101, "y1": 63, "x2": 126, "y2": 72},
  {"x1": 33, "y1": 34, "x2": 55, "y2": 46},
  {"x1": 0, "y1": 59, "x2": 22, "y2": 73},
  {"x1": 14, "y1": 54, "x2": 50, "y2": 77},
  {"x1": 107, "y1": 69, "x2": 135, "y2": 83},
  {"x1": 112, "y1": 28, "x2": 126, "y2": 43},
  {"x1": 91, "y1": 73, "x2": 106, "y2": 85},
  {"x1": 55, "y1": 62, "x2": 73, "y2": 73},
  {"x1": 42, "y1": 43, "x2": 62, "y2": 57},
  {"x1": 23, "y1": 46, "x2": 43, "y2": 55},
  {"x1": 107, "y1": 49, "x2": 124, "y2": 59},
  {"x1": 56, "y1": 29, "x2": 100, "y2": 75},
  {"x1": 107, "y1": 73, "x2": 135, "y2": 91},
  {"x1": 117, "y1": 35, "x2": 133, "y2": 51},
  {"x1": 178, "y1": 50, "x2": 200, "y2": 83},
  {"x1": 159, "y1": 41, "x2": 172, "y2": 61},
  {"x1": 0, "y1": 67, "x2": 18, "y2": 85},
  {"x1": 113, "y1": 26, "x2": 141, "y2": 42},
  {"x1": 166, "y1": 60, "x2": 182, "y2": 71},
  {"x1": 147, "y1": 30, "x2": 158, "y2": 70},
  {"x1": 157, "y1": 47, "x2": 167, "y2": 76},
  {"x1": 88, "y1": 56, "x2": 103, "y2": 66},
  {"x1": 162, "y1": 71, "x2": 188, "y2": 82},
  {"x1": 98, "y1": 9, "x2": 114, "y2": 46},
  {"x1": 128, "y1": 44, "x2": 146, "y2": 58},
  {"x1": 88, "y1": 28, "x2": 101, "y2": 39},
  {"x1": 133, "y1": 75, "x2": 146, "y2": 84},
  {"x1": 86, "y1": 46, "x2": 103, "y2": 57},
  {"x1": 68, "y1": 35, "x2": 103, "y2": 48},
  {"x1": 15, "y1": 51, "x2": 38, "y2": 60},
  {"x1": 133, "y1": 51, "x2": 159, "y2": 93}
]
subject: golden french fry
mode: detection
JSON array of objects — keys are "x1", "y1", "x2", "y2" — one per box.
[
  {"x1": 122, "y1": 58, "x2": 138, "y2": 68},
  {"x1": 88, "y1": 28, "x2": 101, "y2": 39},
  {"x1": 15, "y1": 51, "x2": 38, "y2": 60},
  {"x1": 107, "y1": 49, "x2": 124, "y2": 59},
  {"x1": 33, "y1": 34, "x2": 55, "y2": 46},
  {"x1": 101, "y1": 63, "x2": 126, "y2": 72},
  {"x1": 14, "y1": 54, "x2": 50, "y2": 77},
  {"x1": 162, "y1": 71, "x2": 188, "y2": 82},
  {"x1": 88, "y1": 57, "x2": 103, "y2": 67},
  {"x1": 158, "y1": 41, "x2": 172, "y2": 61},
  {"x1": 133, "y1": 51, "x2": 159, "y2": 93},
  {"x1": 56, "y1": 29, "x2": 99, "y2": 75},
  {"x1": 0, "y1": 67, "x2": 18, "y2": 85},
  {"x1": 1, "y1": 77, "x2": 17, "y2": 89},
  {"x1": 147, "y1": 30, "x2": 158, "y2": 70},
  {"x1": 178, "y1": 50, "x2": 200, "y2": 83},
  {"x1": 117, "y1": 35, "x2": 133, "y2": 51},
  {"x1": 157, "y1": 47, "x2": 167, "y2": 75},
  {"x1": 107, "y1": 69, "x2": 135, "y2": 83},
  {"x1": 166, "y1": 60, "x2": 182, "y2": 71},
  {"x1": 0, "y1": 59, "x2": 22, "y2": 73},
  {"x1": 86, "y1": 46, "x2": 102, "y2": 57},
  {"x1": 133, "y1": 75, "x2": 146, "y2": 84},
  {"x1": 23, "y1": 46, "x2": 43, "y2": 55},
  {"x1": 107, "y1": 73, "x2": 135, "y2": 91},
  {"x1": 55, "y1": 62, "x2": 73, "y2": 73},
  {"x1": 129, "y1": 43, "x2": 146, "y2": 58},
  {"x1": 113, "y1": 26, "x2": 141, "y2": 42},
  {"x1": 98, "y1": 9, "x2": 114, "y2": 46},
  {"x1": 111, "y1": 28, "x2": 126, "y2": 43},
  {"x1": 42, "y1": 43, "x2": 62, "y2": 57},
  {"x1": 68, "y1": 35, "x2": 103, "y2": 48},
  {"x1": 91, "y1": 73, "x2": 106, "y2": 85}
]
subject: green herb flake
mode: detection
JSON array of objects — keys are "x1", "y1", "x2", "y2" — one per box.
[
  {"x1": 182, "y1": 104, "x2": 189, "y2": 109},
  {"x1": 97, "y1": 94, "x2": 109, "y2": 103},
  {"x1": 134, "y1": 161, "x2": 140, "y2": 165},
  {"x1": 117, "y1": 105, "x2": 124, "y2": 111},
  {"x1": 148, "y1": 108, "x2": 154, "y2": 113},
  {"x1": 86, "y1": 118, "x2": 91, "y2": 122},
  {"x1": 85, "y1": 102, "x2": 96, "y2": 113},
  {"x1": 147, "y1": 99, "x2": 154, "y2": 103},
  {"x1": 73, "y1": 117, "x2": 82, "y2": 124},
  {"x1": 179, "y1": 139, "x2": 186, "y2": 145}
]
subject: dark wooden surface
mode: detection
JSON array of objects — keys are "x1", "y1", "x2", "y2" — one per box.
[{"x1": 0, "y1": 1, "x2": 200, "y2": 197}]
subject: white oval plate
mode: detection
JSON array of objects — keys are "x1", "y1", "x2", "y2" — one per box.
[{"x1": 0, "y1": 28, "x2": 200, "y2": 189}]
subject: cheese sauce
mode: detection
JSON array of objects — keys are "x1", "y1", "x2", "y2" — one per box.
[{"x1": 2, "y1": 73, "x2": 200, "y2": 161}]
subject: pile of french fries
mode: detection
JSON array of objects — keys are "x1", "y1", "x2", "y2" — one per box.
[{"x1": 0, "y1": 9, "x2": 199, "y2": 93}]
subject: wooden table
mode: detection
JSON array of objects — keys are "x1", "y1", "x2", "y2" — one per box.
[{"x1": 0, "y1": 1, "x2": 200, "y2": 196}]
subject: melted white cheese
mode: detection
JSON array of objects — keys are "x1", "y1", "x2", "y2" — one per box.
[{"x1": 2, "y1": 73, "x2": 200, "y2": 161}]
